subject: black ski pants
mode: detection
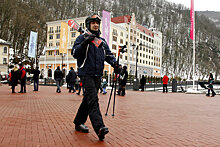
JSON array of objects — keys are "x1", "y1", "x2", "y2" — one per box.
[{"x1": 74, "y1": 76, "x2": 104, "y2": 135}]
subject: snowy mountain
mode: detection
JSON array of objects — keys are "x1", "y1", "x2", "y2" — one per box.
[{"x1": 198, "y1": 11, "x2": 220, "y2": 28}]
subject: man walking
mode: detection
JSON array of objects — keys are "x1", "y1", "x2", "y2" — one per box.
[
  {"x1": 33, "y1": 67, "x2": 40, "y2": 91},
  {"x1": 54, "y1": 66, "x2": 63, "y2": 93},
  {"x1": 72, "y1": 14, "x2": 117, "y2": 141},
  {"x1": 67, "y1": 67, "x2": 77, "y2": 93}
]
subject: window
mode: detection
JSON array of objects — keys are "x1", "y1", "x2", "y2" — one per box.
[
  {"x1": 3, "y1": 47, "x2": 7, "y2": 54},
  {"x1": 120, "y1": 32, "x2": 123, "y2": 37},
  {"x1": 120, "y1": 39, "x2": 123, "y2": 44},
  {"x1": 125, "y1": 56, "x2": 127, "y2": 60},
  {"x1": 49, "y1": 27, "x2": 53, "y2": 33},
  {"x1": 140, "y1": 34, "x2": 142, "y2": 38},
  {"x1": 56, "y1": 50, "x2": 60, "y2": 55},
  {"x1": 56, "y1": 34, "x2": 60, "y2": 39},
  {"x1": 130, "y1": 29, "x2": 133, "y2": 33},
  {"x1": 49, "y1": 43, "x2": 53, "y2": 47},
  {"x1": 56, "y1": 42, "x2": 60, "y2": 46},
  {"x1": 112, "y1": 44, "x2": 117, "y2": 50},
  {"x1": 3, "y1": 58, "x2": 7, "y2": 64},
  {"x1": 70, "y1": 28, "x2": 74, "y2": 31},
  {"x1": 48, "y1": 51, "x2": 52, "y2": 56},
  {"x1": 49, "y1": 35, "x2": 53, "y2": 40},
  {"x1": 113, "y1": 29, "x2": 118, "y2": 36},
  {"x1": 56, "y1": 26, "x2": 61, "y2": 33},
  {"x1": 113, "y1": 36, "x2": 117, "y2": 42},
  {"x1": 80, "y1": 23, "x2": 85, "y2": 28},
  {"x1": 72, "y1": 32, "x2": 76, "y2": 37}
]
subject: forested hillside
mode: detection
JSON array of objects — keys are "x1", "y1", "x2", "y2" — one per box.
[{"x1": 0, "y1": 0, "x2": 220, "y2": 79}]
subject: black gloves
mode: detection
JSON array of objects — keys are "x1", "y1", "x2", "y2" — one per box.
[{"x1": 81, "y1": 33, "x2": 96, "y2": 46}]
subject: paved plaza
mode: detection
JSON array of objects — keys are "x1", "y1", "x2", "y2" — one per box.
[{"x1": 0, "y1": 84, "x2": 220, "y2": 146}]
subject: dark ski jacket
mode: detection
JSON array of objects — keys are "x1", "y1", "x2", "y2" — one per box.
[{"x1": 72, "y1": 34, "x2": 116, "y2": 77}]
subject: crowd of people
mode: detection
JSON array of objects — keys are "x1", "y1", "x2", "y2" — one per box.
[{"x1": 5, "y1": 14, "x2": 217, "y2": 142}]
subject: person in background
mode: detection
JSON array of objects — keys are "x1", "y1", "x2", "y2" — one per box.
[
  {"x1": 75, "y1": 76, "x2": 80, "y2": 91},
  {"x1": 54, "y1": 66, "x2": 63, "y2": 93},
  {"x1": 117, "y1": 66, "x2": 128, "y2": 96},
  {"x1": 140, "y1": 75, "x2": 146, "y2": 91},
  {"x1": 101, "y1": 78, "x2": 107, "y2": 94},
  {"x1": 116, "y1": 64, "x2": 122, "y2": 94},
  {"x1": 76, "y1": 78, "x2": 85, "y2": 96},
  {"x1": 67, "y1": 67, "x2": 77, "y2": 93},
  {"x1": 72, "y1": 14, "x2": 117, "y2": 141},
  {"x1": 33, "y1": 67, "x2": 40, "y2": 91},
  {"x1": 18, "y1": 63, "x2": 27, "y2": 93},
  {"x1": 162, "y1": 75, "x2": 169, "y2": 93},
  {"x1": 206, "y1": 73, "x2": 216, "y2": 97},
  {"x1": 66, "y1": 74, "x2": 70, "y2": 89},
  {"x1": 10, "y1": 65, "x2": 19, "y2": 93}
]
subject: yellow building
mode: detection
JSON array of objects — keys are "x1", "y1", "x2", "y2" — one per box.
[
  {"x1": 39, "y1": 13, "x2": 163, "y2": 78},
  {"x1": 0, "y1": 39, "x2": 10, "y2": 75}
]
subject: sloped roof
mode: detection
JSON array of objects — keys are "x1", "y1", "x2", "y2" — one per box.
[
  {"x1": 136, "y1": 24, "x2": 154, "y2": 37},
  {"x1": 111, "y1": 15, "x2": 131, "y2": 24},
  {"x1": 0, "y1": 39, "x2": 11, "y2": 45},
  {"x1": 111, "y1": 15, "x2": 154, "y2": 37}
]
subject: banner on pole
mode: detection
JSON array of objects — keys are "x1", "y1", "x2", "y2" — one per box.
[
  {"x1": 28, "y1": 31, "x2": 38, "y2": 58},
  {"x1": 102, "y1": 10, "x2": 111, "y2": 45},
  {"x1": 60, "y1": 22, "x2": 68, "y2": 54},
  {"x1": 190, "y1": 0, "x2": 194, "y2": 40}
]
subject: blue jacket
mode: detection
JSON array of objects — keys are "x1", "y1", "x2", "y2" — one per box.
[{"x1": 72, "y1": 34, "x2": 116, "y2": 76}]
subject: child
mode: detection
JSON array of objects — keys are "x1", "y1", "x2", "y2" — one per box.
[{"x1": 102, "y1": 78, "x2": 107, "y2": 94}]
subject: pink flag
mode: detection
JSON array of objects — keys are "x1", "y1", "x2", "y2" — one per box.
[
  {"x1": 190, "y1": 0, "x2": 194, "y2": 40},
  {"x1": 102, "y1": 10, "x2": 111, "y2": 45},
  {"x1": 54, "y1": 50, "x2": 56, "y2": 56}
]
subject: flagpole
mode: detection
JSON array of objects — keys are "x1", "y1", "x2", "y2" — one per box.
[
  {"x1": 192, "y1": 0, "x2": 195, "y2": 89},
  {"x1": 54, "y1": 49, "x2": 57, "y2": 70},
  {"x1": 190, "y1": 0, "x2": 195, "y2": 89},
  {"x1": 44, "y1": 47, "x2": 46, "y2": 78}
]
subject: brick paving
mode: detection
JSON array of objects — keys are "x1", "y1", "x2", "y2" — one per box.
[{"x1": 0, "y1": 84, "x2": 220, "y2": 146}]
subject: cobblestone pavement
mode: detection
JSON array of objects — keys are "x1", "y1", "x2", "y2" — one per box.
[{"x1": 0, "y1": 84, "x2": 220, "y2": 146}]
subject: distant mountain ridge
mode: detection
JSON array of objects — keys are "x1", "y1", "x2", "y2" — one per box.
[{"x1": 198, "y1": 11, "x2": 220, "y2": 28}]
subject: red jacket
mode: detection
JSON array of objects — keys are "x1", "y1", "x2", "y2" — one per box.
[
  {"x1": 9, "y1": 72, "x2": 12, "y2": 81},
  {"x1": 20, "y1": 66, "x2": 26, "y2": 79},
  {"x1": 162, "y1": 75, "x2": 169, "y2": 84}
]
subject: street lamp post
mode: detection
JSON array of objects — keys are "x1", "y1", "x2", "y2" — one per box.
[
  {"x1": 135, "y1": 45, "x2": 138, "y2": 79},
  {"x1": 131, "y1": 43, "x2": 140, "y2": 91}
]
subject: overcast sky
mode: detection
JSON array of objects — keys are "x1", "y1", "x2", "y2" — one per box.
[{"x1": 166, "y1": 0, "x2": 220, "y2": 12}]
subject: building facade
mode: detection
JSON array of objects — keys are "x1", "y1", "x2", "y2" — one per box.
[
  {"x1": 39, "y1": 13, "x2": 162, "y2": 79},
  {"x1": 0, "y1": 39, "x2": 10, "y2": 75}
]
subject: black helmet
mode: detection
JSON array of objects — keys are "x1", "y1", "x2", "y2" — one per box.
[{"x1": 85, "y1": 14, "x2": 101, "y2": 29}]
